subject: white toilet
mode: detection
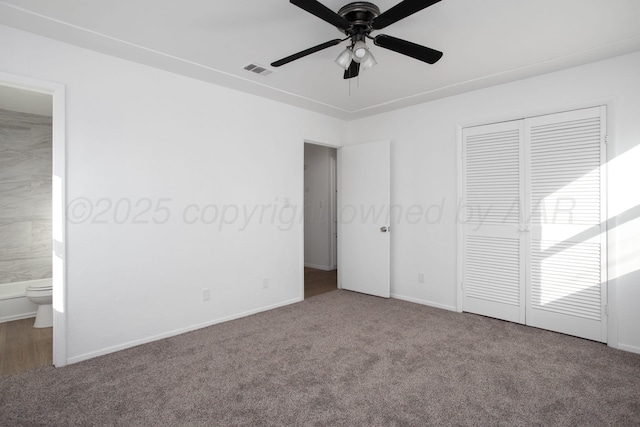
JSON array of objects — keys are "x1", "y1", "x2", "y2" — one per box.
[{"x1": 25, "y1": 279, "x2": 53, "y2": 328}]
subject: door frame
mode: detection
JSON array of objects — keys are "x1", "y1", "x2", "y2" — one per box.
[
  {"x1": 301, "y1": 140, "x2": 341, "y2": 298},
  {"x1": 330, "y1": 154, "x2": 338, "y2": 269},
  {"x1": 0, "y1": 71, "x2": 67, "y2": 366}
]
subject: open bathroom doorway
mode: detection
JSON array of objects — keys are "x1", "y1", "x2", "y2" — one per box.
[
  {"x1": 303, "y1": 142, "x2": 338, "y2": 298},
  {"x1": 0, "y1": 72, "x2": 67, "y2": 372}
]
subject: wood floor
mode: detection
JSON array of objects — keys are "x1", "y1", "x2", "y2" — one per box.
[
  {"x1": 0, "y1": 317, "x2": 52, "y2": 377},
  {"x1": 304, "y1": 267, "x2": 338, "y2": 299}
]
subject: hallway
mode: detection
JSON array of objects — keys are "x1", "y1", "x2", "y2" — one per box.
[{"x1": 304, "y1": 267, "x2": 337, "y2": 299}]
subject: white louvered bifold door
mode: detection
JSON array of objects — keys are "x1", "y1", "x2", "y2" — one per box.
[
  {"x1": 525, "y1": 106, "x2": 607, "y2": 342},
  {"x1": 462, "y1": 121, "x2": 526, "y2": 324}
]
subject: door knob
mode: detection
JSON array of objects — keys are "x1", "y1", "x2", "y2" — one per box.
[{"x1": 380, "y1": 226, "x2": 388, "y2": 233}]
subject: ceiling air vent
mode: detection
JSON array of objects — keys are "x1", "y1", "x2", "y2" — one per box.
[{"x1": 243, "y1": 63, "x2": 274, "y2": 77}]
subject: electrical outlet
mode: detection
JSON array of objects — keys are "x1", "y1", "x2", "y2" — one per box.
[
  {"x1": 202, "y1": 288, "x2": 210, "y2": 301},
  {"x1": 263, "y1": 278, "x2": 269, "y2": 289},
  {"x1": 418, "y1": 273, "x2": 425, "y2": 284}
]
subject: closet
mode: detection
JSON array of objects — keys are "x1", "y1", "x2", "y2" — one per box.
[{"x1": 460, "y1": 106, "x2": 607, "y2": 342}]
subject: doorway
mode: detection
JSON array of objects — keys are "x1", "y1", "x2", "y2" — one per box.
[
  {"x1": 0, "y1": 71, "x2": 67, "y2": 369},
  {"x1": 303, "y1": 143, "x2": 338, "y2": 298},
  {"x1": 0, "y1": 85, "x2": 53, "y2": 375}
]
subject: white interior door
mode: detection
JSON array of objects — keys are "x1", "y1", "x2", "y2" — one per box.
[
  {"x1": 338, "y1": 140, "x2": 390, "y2": 298},
  {"x1": 526, "y1": 106, "x2": 607, "y2": 342},
  {"x1": 462, "y1": 121, "x2": 526, "y2": 323}
]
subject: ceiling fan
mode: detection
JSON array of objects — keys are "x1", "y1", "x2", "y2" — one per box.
[{"x1": 270, "y1": 0, "x2": 443, "y2": 79}]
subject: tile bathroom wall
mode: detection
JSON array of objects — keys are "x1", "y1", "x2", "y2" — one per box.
[{"x1": 0, "y1": 108, "x2": 52, "y2": 284}]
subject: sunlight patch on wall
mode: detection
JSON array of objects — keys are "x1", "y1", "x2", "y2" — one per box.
[
  {"x1": 611, "y1": 216, "x2": 640, "y2": 280},
  {"x1": 608, "y1": 143, "x2": 640, "y2": 219},
  {"x1": 607, "y1": 143, "x2": 640, "y2": 281}
]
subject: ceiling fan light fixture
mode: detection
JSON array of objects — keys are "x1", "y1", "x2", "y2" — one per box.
[
  {"x1": 335, "y1": 47, "x2": 353, "y2": 69},
  {"x1": 352, "y1": 41, "x2": 369, "y2": 63},
  {"x1": 360, "y1": 51, "x2": 378, "y2": 70}
]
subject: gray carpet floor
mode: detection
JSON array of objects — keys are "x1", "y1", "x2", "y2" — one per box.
[{"x1": 1, "y1": 290, "x2": 640, "y2": 426}]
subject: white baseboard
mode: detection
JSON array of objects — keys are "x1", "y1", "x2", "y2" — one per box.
[
  {"x1": 0, "y1": 312, "x2": 36, "y2": 323},
  {"x1": 390, "y1": 293, "x2": 457, "y2": 312},
  {"x1": 617, "y1": 343, "x2": 640, "y2": 355},
  {"x1": 304, "y1": 263, "x2": 334, "y2": 271},
  {"x1": 67, "y1": 297, "x2": 303, "y2": 365}
]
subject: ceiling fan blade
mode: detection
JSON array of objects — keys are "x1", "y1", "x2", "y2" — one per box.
[
  {"x1": 290, "y1": 0, "x2": 352, "y2": 31},
  {"x1": 374, "y1": 34, "x2": 443, "y2": 64},
  {"x1": 271, "y1": 39, "x2": 342, "y2": 67},
  {"x1": 372, "y1": 0, "x2": 441, "y2": 30},
  {"x1": 343, "y1": 61, "x2": 360, "y2": 79}
]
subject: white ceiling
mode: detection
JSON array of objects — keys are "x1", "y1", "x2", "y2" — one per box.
[{"x1": 1, "y1": 0, "x2": 639, "y2": 119}]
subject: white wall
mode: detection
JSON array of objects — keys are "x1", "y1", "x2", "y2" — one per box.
[
  {"x1": 304, "y1": 144, "x2": 336, "y2": 270},
  {"x1": 0, "y1": 24, "x2": 345, "y2": 363},
  {"x1": 346, "y1": 51, "x2": 640, "y2": 353}
]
